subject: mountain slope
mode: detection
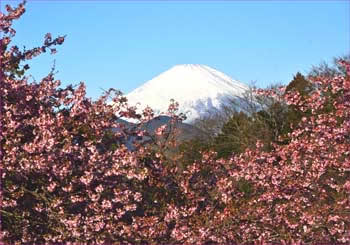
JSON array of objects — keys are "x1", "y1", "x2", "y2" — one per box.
[
  {"x1": 112, "y1": 116, "x2": 206, "y2": 151},
  {"x1": 126, "y1": 64, "x2": 249, "y2": 123}
]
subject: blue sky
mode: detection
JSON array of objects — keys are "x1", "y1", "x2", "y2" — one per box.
[{"x1": 2, "y1": 0, "x2": 349, "y2": 100}]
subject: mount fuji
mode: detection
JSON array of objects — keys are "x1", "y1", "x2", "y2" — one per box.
[{"x1": 126, "y1": 64, "x2": 249, "y2": 123}]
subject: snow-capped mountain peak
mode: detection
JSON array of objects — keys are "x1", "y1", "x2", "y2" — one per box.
[{"x1": 126, "y1": 64, "x2": 249, "y2": 123}]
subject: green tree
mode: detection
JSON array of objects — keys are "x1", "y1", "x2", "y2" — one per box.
[
  {"x1": 285, "y1": 72, "x2": 313, "y2": 97},
  {"x1": 284, "y1": 72, "x2": 313, "y2": 130},
  {"x1": 213, "y1": 111, "x2": 270, "y2": 158}
]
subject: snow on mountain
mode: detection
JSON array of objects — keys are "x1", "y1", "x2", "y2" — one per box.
[{"x1": 126, "y1": 64, "x2": 249, "y2": 123}]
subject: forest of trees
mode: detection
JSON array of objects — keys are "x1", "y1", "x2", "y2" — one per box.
[{"x1": 1, "y1": 2, "x2": 350, "y2": 244}]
